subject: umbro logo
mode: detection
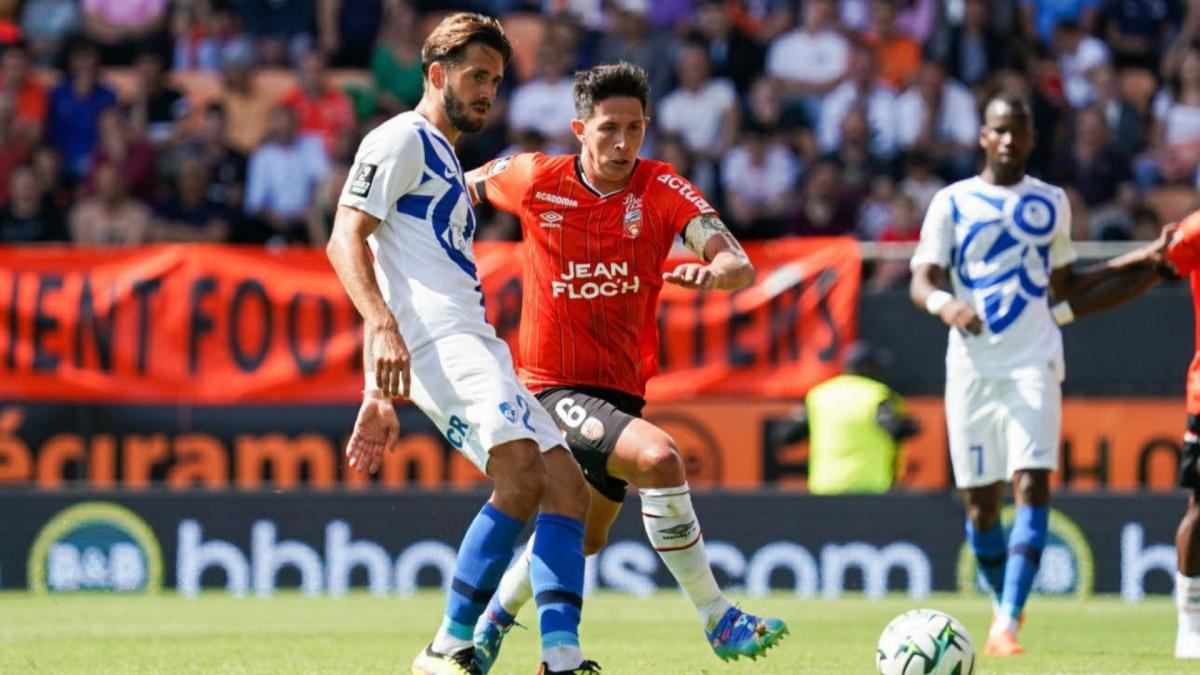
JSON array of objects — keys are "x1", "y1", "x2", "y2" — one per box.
[
  {"x1": 539, "y1": 212, "x2": 563, "y2": 229},
  {"x1": 658, "y1": 521, "x2": 697, "y2": 541}
]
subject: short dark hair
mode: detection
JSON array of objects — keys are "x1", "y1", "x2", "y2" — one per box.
[
  {"x1": 421, "y1": 12, "x2": 512, "y2": 77},
  {"x1": 983, "y1": 91, "x2": 1033, "y2": 121},
  {"x1": 572, "y1": 62, "x2": 649, "y2": 120}
]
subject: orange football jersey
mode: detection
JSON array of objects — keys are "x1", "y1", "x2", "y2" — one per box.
[
  {"x1": 480, "y1": 152, "x2": 715, "y2": 399},
  {"x1": 1168, "y1": 209, "x2": 1200, "y2": 414}
]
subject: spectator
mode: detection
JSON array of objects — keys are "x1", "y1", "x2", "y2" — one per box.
[
  {"x1": 81, "y1": 0, "x2": 168, "y2": 64},
  {"x1": 856, "y1": 174, "x2": 896, "y2": 240},
  {"x1": 825, "y1": 108, "x2": 893, "y2": 195},
  {"x1": 1053, "y1": 105, "x2": 1136, "y2": 237},
  {"x1": 170, "y1": 3, "x2": 255, "y2": 71},
  {"x1": 20, "y1": 0, "x2": 80, "y2": 66},
  {"x1": 727, "y1": 0, "x2": 793, "y2": 45},
  {"x1": 0, "y1": 42, "x2": 47, "y2": 143},
  {"x1": 596, "y1": 0, "x2": 671, "y2": 104},
  {"x1": 218, "y1": 56, "x2": 272, "y2": 154},
  {"x1": 317, "y1": 0, "x2": 382, "y2": 68},
  {"x1": 1103, "y1": 0, "x2": 1181, "y2": 71},
  {"x1": 87, "y1": 107, "x2": 157, "y2": 203},
  {"x1": 1054, "y1": 19, "x2": 1111, "y2": 109},
  {"x1": 692, "y1": 0, "x2": 765, "y2": 93},
  {"x1": 195, "y1": 102, "x2": 247, "y2": 219},
  {"x1": 47, "y1": 39, "x2": 117, "y2": 179},
  {"x1": 0, "y1": 164, "x2": 67, "y2": 242},
  {"x1": 235, "y1": 0, "x2": 315, "y2": 66},
  {"x1": 31, "y1": 145, "x2": 70, "y2": 210},
  {"x1": 863, "y1": 0, "x2": 923, "y2": 90},
  {"x1": 818, "y1": 44, "x2": 898, "y2": 159},
  {"x1": 243, "y1": 105, "x2": 329, "y2": 244},
  {"x1": 69, "y1": 160, "x2": 151, "y2": 244},
  {"x1": 658, "y1": 41, "x2": 739, "y2": 190},
  {"x1": 304, "y1": 157, "x2": 349, "y2": 247},
  {"x1": 0, "y1": 94, "x2": 31, "y2": 206},
  {"x1": 370, "y1": 0, "x2": 424, "y2": 115},
  {"x1": 721, "y1": 120, "x2": 798, "y2": 238},
  {"x1": 152, "y1": 157, "x2": 229, "y2": 242},
  {"x1": 782, "y1": 159, "x2": 858, "y2": 237},
  {"x1": 896, "y1": 61, "x2": 979, "y2": 180},
  {"x1": 507, "y1": 41, "x2": 576, "y2": 149},
  {"x1": 1089, "y1": 62, "x2": 1146, "y2": 157},
  {"x1": 1147, "y1": 47, "x2": 1200, "y2": 185},
  {"x1": 1021, "y1": 0, "x2": 1101, "y2": 47},
  {"x1": 927, "y1": 0, "x2": 1013, "y2": 89},
  {"x1": 129, "y1": 45, "x2": 188, "y2": 145},
  {"x1": 655, "y1": 132, "x2": 700, "y2": 185},
  {"x1": 775, "y1": 341, "x2": 919, "y2": 495},
  {"x1": 282, "y1": 51, "x2": 355, "y2": 156},
  {"x1": 765, "y1": 0, "x2": 849, "y2": 124},
  {"x1": 898, "y1": 151, "x2": 945, "y2": 215},
  {"x1": 871, "y1": 193, "x2": 923, "y2": 289},
  {"x1": 840, "y1": 0, "x2": 939, "y2": 43}
]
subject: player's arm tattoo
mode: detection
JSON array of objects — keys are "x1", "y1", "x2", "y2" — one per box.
[{"x1": 683, "y1": 214, "x2": 746, "y2": 262}]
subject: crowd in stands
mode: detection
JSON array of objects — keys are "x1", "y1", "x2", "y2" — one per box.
[{"x1": 2, "y1": 0, "x2": 1200, "y2": 285}]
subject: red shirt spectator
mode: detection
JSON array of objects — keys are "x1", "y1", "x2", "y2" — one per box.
[
  {"x1": 281, "y1": 52, "x2": 353, "y2": 156},
  {"x1": 0, "y1": 45, "x2": 48, "y2": 140}
]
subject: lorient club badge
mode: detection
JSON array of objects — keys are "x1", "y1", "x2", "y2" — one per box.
[{"x1": 623, "y1": 194, "x2": 643, "y2": 238}]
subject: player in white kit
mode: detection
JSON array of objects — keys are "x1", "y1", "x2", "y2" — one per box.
[
  {"x1": 910, "y1": 93, "x2": 1167, "y2": 658},
  {"x1": 325, "y1": 14, "x2": 596, "y2": 675}
]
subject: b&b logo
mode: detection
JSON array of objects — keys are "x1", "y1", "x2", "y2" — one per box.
[{"x1": 27, "y1": 502, "x2": 163, "y2": 594}]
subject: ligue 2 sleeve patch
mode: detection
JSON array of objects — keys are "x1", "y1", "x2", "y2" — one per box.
[{"x1": 349, "y1": 163, "x2": 378, "y2": 197}]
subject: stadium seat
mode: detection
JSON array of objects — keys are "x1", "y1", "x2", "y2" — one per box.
[
  {"x1": 501, "y1": 12, "x2": 547, "y2": 83},
  {"x1": 1145, "y1": 186, "x2": 1200, "y2": 223}
]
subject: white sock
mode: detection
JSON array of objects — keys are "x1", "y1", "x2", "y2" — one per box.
[
  {"x1": 495, "y1": 537, "x2": 535, "y2": 618},
  {"x1": 640, "y1": 484, "x2": 732, "y2": 632},
  {"x1": 431, "y1": 618, "x2": 472, "y2": 654},
  {"x1": 989, "y1": 613, "x2": 1019, "y2": 638},
  {"x1": 543, "y1": 644, "x2": 584, "y2": 671},
  {"x1": 1176, "y1": 572, "x2": 1200, "y2": 657}
]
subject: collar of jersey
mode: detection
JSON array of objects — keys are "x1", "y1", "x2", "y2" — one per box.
[{"x1": 575, "y1": 155, "x2": 636, "y2": 199}]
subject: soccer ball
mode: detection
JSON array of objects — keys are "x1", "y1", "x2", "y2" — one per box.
[{"x1": 875, "y1": 608, "x2": 975, "y2": 675}]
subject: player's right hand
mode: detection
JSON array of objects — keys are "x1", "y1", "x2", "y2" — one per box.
[
  {"x1": 372, "y1": 323, "x2": 411, "y2": 398},
  {"x1": 346, "y1": 390, "x2": 400, "y2": 474},
  {"x1": 939, "y1": 299, "x2": 983, "y2": 336}
]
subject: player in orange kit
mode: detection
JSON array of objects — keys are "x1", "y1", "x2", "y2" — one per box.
[
  {"x1": 463, "y1": 62, "x2": 788, "y2": 671},
  {"x1": 1164, "y1": 211, "x2": 1200, "y2": 659}
]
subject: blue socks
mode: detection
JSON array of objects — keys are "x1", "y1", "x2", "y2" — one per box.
[
  {"x1": 530, "y1": 513, "x2": 585, "y2": 665},
  {"x1": 965, "y1": 518, "x2": 1007, "y2": 602},
  {"x1": 435, "y1": 501, "x2": 524, "y2": 651},
  {"x1": 1000, "y1": 505, "x2": 1049, "y2": 620}
]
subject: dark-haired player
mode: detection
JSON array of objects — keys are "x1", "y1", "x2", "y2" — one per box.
[
  {"x1": 463, "y1": 62, "x2": 787, "y2": 672},
  {"x1": 910, "y1": 93, "x2": 1168, "y2": 657}
]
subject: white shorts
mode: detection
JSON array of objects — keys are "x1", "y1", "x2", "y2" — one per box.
[
  {"x1": 407, "y1": 332, "x2": 563, "y2": 473},
  {"x1": 945, "y1": 371, "x2": 1061, "y2": 489}
]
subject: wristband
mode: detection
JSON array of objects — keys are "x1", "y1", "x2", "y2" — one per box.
[
  {"x1": 924, "y1": 290, "x2": 954, "y2": 316},
  {"x1": 364, "y1": 370, "x2": 381, "y2": 393},
  {"x1": 1051, "y1": 301, "x2": 1075, "y2": 326}
]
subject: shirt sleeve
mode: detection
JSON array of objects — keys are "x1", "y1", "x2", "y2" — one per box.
[
  {"x1": 338, "y1": 125, "x2": 423, "y2": 222},
  {"x1": 1049, "y1": 189, "x2": 1078, "y2": 269},
  {"x1": 658, "y1": 167, "x2": 718, "y2": 240},
  {"x1": 479, "y1": 152, "x2": 538, "y2": 215},
  {"x1": 909, "y1": 188, "x2": 955, "y2": 270},
  {"x1": 1169, "y1": 210, "x2": 1200, "y2": 275},
  {"x1": 244, "y1": 151, "x2": 266, "y2": 215}
]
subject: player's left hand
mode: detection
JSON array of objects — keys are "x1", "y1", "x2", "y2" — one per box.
[
  {"x1": 664, "y1": 263, "x2": 716, "y2": 289},
  {"x1": 346, "y1": 390, "x2": 400, "y2": 474}
]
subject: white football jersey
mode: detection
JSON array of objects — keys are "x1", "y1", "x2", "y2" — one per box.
[
  {"x1": 339, "y1": 111, "x2": 494, "y2": 350},
  {"x1": 911, "y1": 175, "x2": 1078, "y2": 380}
]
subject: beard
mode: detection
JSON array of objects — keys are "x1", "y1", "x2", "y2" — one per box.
[{"x1": 444, "y1": 86, "x2": 486, "y2": 133}]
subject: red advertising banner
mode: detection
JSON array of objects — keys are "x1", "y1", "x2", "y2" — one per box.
[{"x1": 0, "y1": 240, "x2": 859, "y2": 403}]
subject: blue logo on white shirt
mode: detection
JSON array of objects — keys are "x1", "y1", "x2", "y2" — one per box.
[{"x1": 953, "y1": 191, "x2": 1057, "y2": 334}]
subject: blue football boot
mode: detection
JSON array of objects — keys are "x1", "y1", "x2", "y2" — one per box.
[{"x1": 706, "y1": 606, "x2": 789, "y2": 661}]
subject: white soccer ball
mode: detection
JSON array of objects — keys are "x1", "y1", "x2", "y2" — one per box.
[{"x1": 875, "y1": 608, "x2": 975, "y2": 675}]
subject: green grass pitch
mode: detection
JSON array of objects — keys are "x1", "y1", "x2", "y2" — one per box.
[{"x1": 0, "y1": 591, "x2": 1191, "y2": 674}]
